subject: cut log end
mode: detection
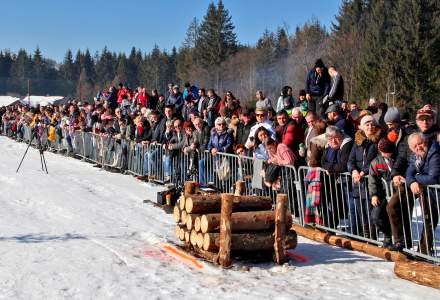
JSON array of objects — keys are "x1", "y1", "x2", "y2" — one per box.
[
  {"x1": 173, "y1": 206, "x2": 181, "y2": 222},
  {"x1": 394, "y1": 260, "x2": 440, "y2": 290},
  {"x1": 194, "y1": 216, "x2": 201, "y2": 232},
  {"x1": 178, "y1": 228, "x2": 185, "y2": 241},
  {"x1": 190, "y1": 230, "x2": 198, "y2": 246},
  {"x1": 184, "y1": 181, "x2": 197, "y2": 195},
  {"x1": 196, "y1": 232, "x2": 204, "y2": 249},
  {"x1": 185, "y1": 197, "x2": 194, "y2": 213},
  {"x1": 179, "y1": 195, "x2": 186, "y2": 210},
  {"x1": 181, "y1": 210, "x2": 188, "y2": 224}
]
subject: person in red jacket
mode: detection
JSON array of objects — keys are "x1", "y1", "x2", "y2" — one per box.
[
  {"x1": 275, "y1": 109, "x2": 305, "y2": 160},
  {"x1": 136, "y1": 87, "x2": 149, "y2": 107},
  {"x1": 117, "y1": 83, "x2": 128, "y2": 105}
]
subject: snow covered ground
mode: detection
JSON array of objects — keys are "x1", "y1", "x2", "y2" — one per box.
[{"x1": 0, "y1": 136, "x2": 438, "y2": 300}]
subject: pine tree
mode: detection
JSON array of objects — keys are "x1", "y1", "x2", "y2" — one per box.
[
  {"x1": 114, "y1": 53, "x2": 129, "y2": 86},
  {"x1": 0, "y1": 51, "x2": 13, "y2": 78},
  {"x1": 387, "y1": 0, "x2": 440, "y2": 105},
  {"x1": 11, "y1": 49, "x2": 33, "y2": 79},
  {"x1": 183, "y1": 17, "x2": 199, "y2": 49},
  {"x1": 77, "y1": 67, "x2": 93, "y2": 101},
  {"x1": 354, "y1": 0, "x2": 396, "y2": 101},
  {"x1": 60, "y1": 49, "x2": 76, "y2": 81},
  {"x1": 82, "y1": 49, "x2": 95, "y2": 83},
  {"x1": 330, "y1": 0, "x2": 368, "y2": 101},
  {"x1": 256, "y1": 29, "x2": 277, "y2": 91},
  {"x1": 275, "y1": 27, "x2": 289, "y2": 59},
  {"x1": 95, "y1": 47, "x2": 116, "y2": 86},
  {"x1": 32, "y1": 47, "x2": 45, "y2": 78},
  {"x1": 197, "y1": 0, "x2": 238, "y2": 70},
  {"x1": 127, "y1": 47, "x2": 141, "y2": 87}
]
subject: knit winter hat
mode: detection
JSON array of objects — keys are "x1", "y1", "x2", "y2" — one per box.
[
  {"x1": 384, "y1": 107, "x2": 400, "y2": 123},
  {"x1": 378, "y1": 138, "x2": 396, "y2": 154},
  {"x1": 360, "y1": 115, "x2": 377, "y2": 128}
]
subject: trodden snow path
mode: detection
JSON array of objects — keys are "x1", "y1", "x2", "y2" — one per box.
[{"x1": 0, "y1": 136, "x2": 438, "y2": 300}]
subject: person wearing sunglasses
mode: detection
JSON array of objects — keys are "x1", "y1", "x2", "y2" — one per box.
[{"x1": 244, "y1": 107, "x2": 275, "y2": 149}]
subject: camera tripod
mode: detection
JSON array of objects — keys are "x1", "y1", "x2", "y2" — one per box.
[{"x1": 16, "y1": 129, "x2": 48, "y2": 174}]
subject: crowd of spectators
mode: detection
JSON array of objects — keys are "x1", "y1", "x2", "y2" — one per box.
[{"x1": 1, "y1": 58, "x2": 439, "y2": 255}]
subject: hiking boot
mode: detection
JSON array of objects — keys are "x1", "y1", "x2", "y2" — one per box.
[
  {"x1": 382, "y1": 237, "x2": 392, "y2": 249},
  {"x1": 389, "y1": 240, "x2": 405, "y2": 252}
]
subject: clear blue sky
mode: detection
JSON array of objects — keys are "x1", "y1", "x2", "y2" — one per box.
[{"x1": 1, "y1": 0, "x2": 342, "y2": 63}]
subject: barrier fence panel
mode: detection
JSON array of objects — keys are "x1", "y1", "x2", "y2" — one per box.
[
  {"x1": 279, "y1": 165, "x2": 303, "y2": 225},
  {"x1": 297, "y1": 166, "x2": 383, "y2": 246},
  {"x1": 394, "y1": 181, "x2": 440, "y2": 264}
]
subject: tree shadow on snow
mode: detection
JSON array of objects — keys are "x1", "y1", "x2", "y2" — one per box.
[{"x1": 0, "y1": 233, "x2": 87, "y2": 243}]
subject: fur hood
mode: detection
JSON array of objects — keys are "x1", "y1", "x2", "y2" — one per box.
[
  {"x1": 354, "y1": 128, "x2": 382, "y2": 146},
  {"x1": 310, "y1": 133, "x2": 327, "y2": 148}
]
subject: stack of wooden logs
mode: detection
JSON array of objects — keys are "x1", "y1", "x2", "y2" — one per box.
[{"x1": 173, "y1": 182, "x2": 297, "y2": 267}]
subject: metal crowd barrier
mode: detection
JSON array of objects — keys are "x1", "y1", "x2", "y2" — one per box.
[{"x1": 393, "y1": 181, "x2": 440, "y2": 263}]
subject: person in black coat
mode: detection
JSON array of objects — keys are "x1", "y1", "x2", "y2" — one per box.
[
  {"x1": 305, "y1": 58, "x2": 331, "y2": 118},
  {"x1": 347, "y1": 115, "x2": 383, "y2": 238},
  {"x1": 235, "y1": 108, "x2": 255, "y2": 148},
  {"x1": 142, "y1": 111, "x2": 167, "y2": 177},
  {"x1": 327, "y1": 66, "x2": 344, "y2": 103}
]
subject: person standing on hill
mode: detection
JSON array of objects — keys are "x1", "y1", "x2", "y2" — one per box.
[{"x1": 305, "y1": 58, "x2": 331, "y2": 118}]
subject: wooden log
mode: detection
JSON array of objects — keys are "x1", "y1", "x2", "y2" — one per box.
[
  {"x1": 194, "y1": 216, "x2": 201, "y2": 232},
  {"x1": 203, "y1": 231, "x2": 298, "y2": 252},
  {"x1": 234, "y1": 180, "x2": 246, "y2": 196},
  {"x1": 184, "y1": 181, "x2": 197, "y2": 195},
  {"x1": 274, "y1": 194, "x2": 288, "y2": 264},
  {"x1": 219, "y1": 193, "x2": 234, "y2": 268},
  {"x1": 181, "y1": 210, "x2": 188, "y2": 224},
  {"x1": 196, "y1": 232, "x2": 204, "y2": 249},
  {"x1": 173, "y1": 205, "x2": 181, "y2": 222},
  {"x1": 178, "y1": 228, "x2": 185, "y2": 241},
  {"x1": 190, "y1": 230, "x2": 198, "y2": 247},
  {"x1": 192, "y1": 247, "x2": 219, "y2": 264},
  {"x1": 186, "y1": 214, "x2": 199, "y2": 231},
  {"x1": 185, "y1": 194, "x2": 272, "y2": 214},
  {"x1": 394, "y1": 260, "x2": 440, "y2": 290},
  {"x1": 175, "y1": 225, "x2": 181, "y2": 239},
  {"x1": 179, "y1": 195, "x2": 186, "y2": 210},
  {"x1": 200, "y1": 211, "x2": 293, "y2": 233},
  {"x1": 184, "y1": 230, "x2": 190, "y2": 243},
  {"x1": 291, "y1": 224, "x2": 406, "y2": 262}
]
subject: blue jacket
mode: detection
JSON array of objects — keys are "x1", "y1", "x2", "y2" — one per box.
[
  {"x1": 207, "y1": 129, "x2": 233, "y2": 153},
  {"x1": 166, "y1": 92, "x2": 183, "y2": 112},
  {"x1": 406, "y1": 142, "x2": 440, "y2": 186}
]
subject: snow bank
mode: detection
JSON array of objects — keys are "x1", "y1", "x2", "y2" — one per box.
[
  {"x1": 0, "y1": 136, "x2": 438, "y2": 299},
  {"x1": 0, "y1": 95, "x2": 20, "y2": 107},
  {"x1": 21, "y1": 95, "x2": 65, "y2": 107}
]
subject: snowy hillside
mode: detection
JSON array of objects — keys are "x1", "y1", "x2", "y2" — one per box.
[{"x1": 0, "y1": 136, "x2": 438, "y2": 300}]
